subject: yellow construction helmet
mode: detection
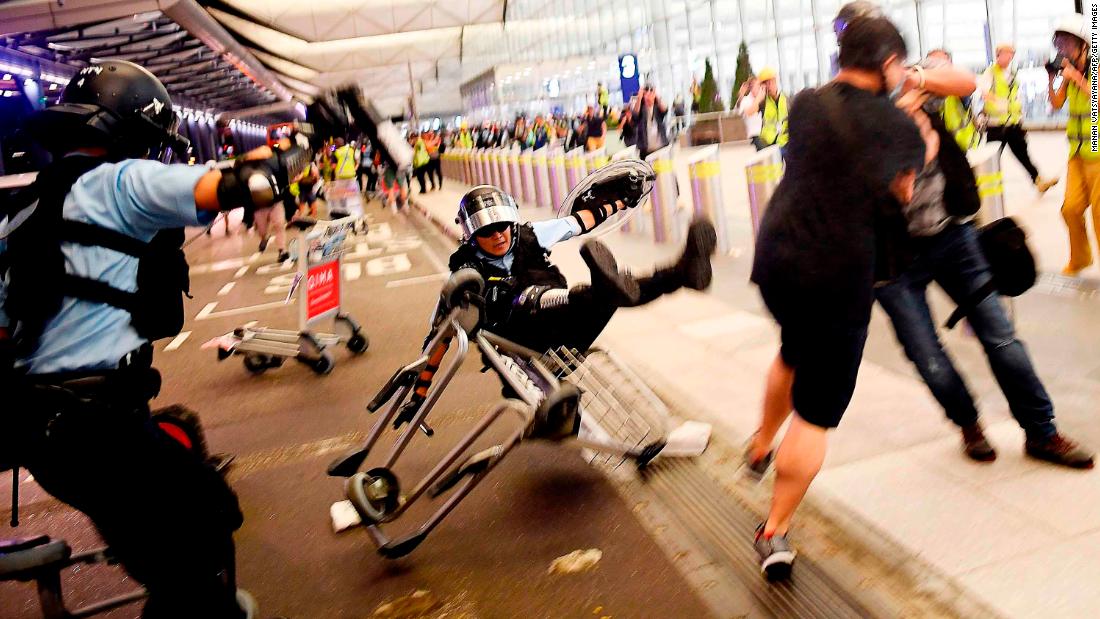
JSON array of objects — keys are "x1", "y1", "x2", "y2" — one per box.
[{"x1": 758, "y1": 67, "x2": 777, "y2": 82}]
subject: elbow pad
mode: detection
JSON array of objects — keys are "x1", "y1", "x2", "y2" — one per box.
[{"x1": 215, "y1": 145, "x2": 310, "y2": 211}]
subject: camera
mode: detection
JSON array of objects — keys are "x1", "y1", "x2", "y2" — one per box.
[{"x1": 1046, "y1": 53, "x2": 1068, "y2": 75}]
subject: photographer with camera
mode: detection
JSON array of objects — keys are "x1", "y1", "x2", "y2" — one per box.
[{"x1": 1048, "y1": 13, "x2": 1100, "y2": 277}]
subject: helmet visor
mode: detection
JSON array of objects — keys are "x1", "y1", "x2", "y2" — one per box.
[{"x1": 460, "y1": 191, "x2": 520, "y2": 239}]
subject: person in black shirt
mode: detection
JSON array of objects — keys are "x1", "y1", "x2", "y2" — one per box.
[{"x1": 744, "y1": 14, "x2": 928, "y2": 580}]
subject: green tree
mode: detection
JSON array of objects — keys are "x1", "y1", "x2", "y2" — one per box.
[
  {"x1": 697, "y1": 59, "x2": 724, "y2": 113},
  {"x1": 731, "y1": 42, "x2": 754, "y2": 107}
]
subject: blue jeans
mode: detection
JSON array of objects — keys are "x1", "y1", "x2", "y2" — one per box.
[{"x1": 875, "y1": 223, "x2": 1056, "y2": 440}]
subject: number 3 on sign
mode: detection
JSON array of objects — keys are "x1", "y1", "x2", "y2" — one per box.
[{"x1": 366, "y1": 253, "x2": 411, "y2": 277}]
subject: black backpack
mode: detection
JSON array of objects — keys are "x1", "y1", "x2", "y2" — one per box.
[
  {"x1": 3, "y1": 156, "x2": 191, "y2": 356},
  {"x1": 944, "y1": 217, "x2": 1036, "y2": 328}
]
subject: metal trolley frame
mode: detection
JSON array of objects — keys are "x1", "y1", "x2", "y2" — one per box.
[
  {"x1": 326, "y1": 270, "x2": 668, "y2": 558},
  {"x1": 215, "y1": 216, "x2": 369, "y2": 375}
]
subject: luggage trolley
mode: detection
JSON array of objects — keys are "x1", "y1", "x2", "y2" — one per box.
[
  {"x1": 214, "y1": 216, "x2": 369, "y2": 375},
  {"x1": 326, "y1": 269, "x2": 668, "y2": 558}
]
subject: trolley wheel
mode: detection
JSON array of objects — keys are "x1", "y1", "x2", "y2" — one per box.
[
  {"x1": 348, "y1": 467, "x2": 401, "y2": 524},
  {"x1": 243, "y1": 353, "x2": 273, "y2": 374},
  {"x1": 346, "y1": 333, "x2": 369, "y2": 354},
  {"x1": 310, "y1": 351, "x2": 335, "y2": 375},
  {"x1": 216, "y1": 347, "x2": 232, "y2": 361}
]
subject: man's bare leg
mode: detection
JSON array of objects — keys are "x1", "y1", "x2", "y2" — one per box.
[
  {"x1": 764, "y1": 415, "x2": 827, "y2": 537},
  {"x1": 750, "y1": 353, "x2": 794, "y2": 462}
]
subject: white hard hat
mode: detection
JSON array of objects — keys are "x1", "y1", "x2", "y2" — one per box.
[{"x1": 1054, "y1": 13, "x2": 1088, "y2": 43}]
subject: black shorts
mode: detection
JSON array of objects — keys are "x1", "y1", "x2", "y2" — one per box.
[{"x1": 760, "y1": 287, "x2": 869, "y2": 429}]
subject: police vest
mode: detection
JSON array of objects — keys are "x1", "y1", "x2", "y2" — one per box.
[
  {"x1": 2, "y1": 156, "x2": 190, "y2": 355},
  {"x1": 760, "y1": 93, "x2": 789, "y2": 147},
  {"x1": 1067, "y1": 68, "x2": 1100, "y2": 160},
  {"x1": 334, "y1": 145, "x2": 357, "y2": 179},
  {"x1": 985, "y1": 64, "x2": 1022, "y2": 127},
  {"x1": 943, "y1": 96, "x2": 980, "y2": 151},
  {"x1": 447, "y1": 223, "x2": 567, "y2": 330}
]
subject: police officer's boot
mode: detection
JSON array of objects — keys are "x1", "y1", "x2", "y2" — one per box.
[
  {"x1": 631, "y1": 217, "x2": 717, "y2": 306},
  {"x1": 676, "y1": 217, "x2": 718, "y2": 291},
  {"x1": 579, "y1": 240, "x2": 640, "y2": 307}
]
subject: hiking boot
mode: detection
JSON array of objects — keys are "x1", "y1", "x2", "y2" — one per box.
[
  {"x1": 580, "y1": 240, "x2": 640, "y2": 307},
  {"x1": 677, "y1": 218, "x2": 718, "y2": 291},
  {"x1": 961, "y1": 424, "x2": 997, "y2": 462},
  {"x1": 743, "y1": 438, "x2": 774, "y2": 482},
  {"x1": 1035, "y1": 176, "x2": 1059, "y2": 194},
  {"x1": 1025, "y1": 434, "x2": 1095, "y2": 469},
  {"x1": 754, "y1": 523, "x2": 795, "y2": 581}
]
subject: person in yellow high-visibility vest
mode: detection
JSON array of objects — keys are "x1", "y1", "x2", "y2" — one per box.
[
  {"x1": 925, "y1": 50, "x2": 980, "y2": 152},
  {"x1": 981, "y1": 43, "x2": 1058, "y2": 193},
  {"x1": 330, "y1": 137, "x2": 363, "y2": 217},
  {"x1": 756, "y1": 67, "x2": 788, "y2": 151},
  {"x1": 1049, "y1": 14, "x2": 1100, "y2": 276}
]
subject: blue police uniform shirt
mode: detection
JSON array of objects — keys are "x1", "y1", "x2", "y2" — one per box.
[
  {"x1": 478, "y1": 217, "x2": 582, "y2": 271},
  {"x1": 0, "y1": 156, "x2": 207, "y2": 374}
]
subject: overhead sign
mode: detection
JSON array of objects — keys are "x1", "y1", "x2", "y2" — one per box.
[{"x1": 619, "y1": 54, "x2": 640, "y2": 103}]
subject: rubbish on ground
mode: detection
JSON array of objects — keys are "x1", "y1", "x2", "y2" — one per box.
[
  {"x1": 548, "y1": 548, "x2": 603, "y2": 574},
  {"x1": 661, "y1": 421, "x2": 712, "y2": 458},
  {"x1": 330, "y1": 500, "x2": 361, "y2": 533}
]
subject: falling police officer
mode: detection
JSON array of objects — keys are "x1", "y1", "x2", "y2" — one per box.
[{"x1": 0, "y1": 60, "x2": 305, "y2": 617}]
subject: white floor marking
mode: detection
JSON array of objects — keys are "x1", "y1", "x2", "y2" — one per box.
[
  {"x1": 248, "y1": 252, "x2": 261, "y2": 263},
  {"x1": 343, "y1": 262, "x2": 362, "y2": 281},
  {"x1": 243, "y1": 321, "x2": 258, "y2": 328},
  {"x1": 189, "y1": 257, "x2": 247, "y2": 275},
  {"x1": 234, "y1": 266, "x2": 249, "y2": 278},
  {"x1": 218, "y1": 282, "x2": 236, "y2": 296},
  {"x1": 196, "y1": 302, "x2": 218, "y2": 320},
  {"x1": 195, "y1": 300, "x2": 290, "y2": 320},
  {"x1": 164, "y1": 331, "x2": 192, "y2": 351},
  {"x1": 366, "y1": 254, "x2": 412, "y2": 277},
  {"x1": 385, "y1": 273, "x2": 448, "y2": 288}
]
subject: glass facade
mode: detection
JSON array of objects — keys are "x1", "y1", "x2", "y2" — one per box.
[{"x1": 457, "y1": 0, "x2": 1079, "y2": 123}]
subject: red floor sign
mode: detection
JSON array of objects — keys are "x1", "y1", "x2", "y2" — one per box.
[{"x1": 307, "y1": 259, "x2": 340, "y2": 321}]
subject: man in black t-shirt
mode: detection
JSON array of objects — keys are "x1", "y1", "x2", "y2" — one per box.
[{"x1": 584, "y1": 106, "x2": 607, "y2": 151}]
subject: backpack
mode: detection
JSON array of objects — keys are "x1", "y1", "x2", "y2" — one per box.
[
  {"x1": 3, "y1": 156, "x2": 191, "y2": 356},
  {"x1": 944, "y1": 217, "x2": 1035, "y2": 328}
]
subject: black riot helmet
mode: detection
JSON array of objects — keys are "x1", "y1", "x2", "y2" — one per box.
[
  {"x1": 456, "y1": 185, "x2": 521, "y2": 244},
  {"x1": 27, "y1": 60, "x2": 188, "y2": 161}
]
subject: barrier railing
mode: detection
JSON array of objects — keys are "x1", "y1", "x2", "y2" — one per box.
[
  {"x1": 744, "y1": 145, "x2": 784, "y2": 246},
  {"x1": 969, "y1": 144, "x2": 1005, "y2": 226},
  {"x1": 520, "y1": 150, "x2": 535, "y2": 204},
  {"x1": 508, "y1": 150, "x2": 523, "y2": 201},
  {"x1": 533, "y1": 147, "x2": 552, "y2": 208},
  {"x1": 686, "y1": 145, "x2": 729, "y2": 254},
  {"x1": 564, "y1": 147, "x2": 586, "y2": 191},
  {"x1": 645, "y1": 146, "x2": 679, "y2": 244},
  {"x1": 548, "y1": 149, "x2": 568, "y2": 209}
]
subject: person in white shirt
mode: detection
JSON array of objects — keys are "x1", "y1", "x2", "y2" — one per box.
[{"x1": 736, "y1": 76, "x2": 765, "y2": 147}]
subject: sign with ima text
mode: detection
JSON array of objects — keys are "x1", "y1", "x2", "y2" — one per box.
[{"x1": 306, "y1": 259, "x2": 340, "y2": 323}]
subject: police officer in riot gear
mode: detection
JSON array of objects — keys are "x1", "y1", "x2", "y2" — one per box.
[
  {"x1": 392, "y1": 169, "x2": 718, "y2": 429},
  {"x1": 1, "y1": 60, "x2": 302, "y2": 618}
]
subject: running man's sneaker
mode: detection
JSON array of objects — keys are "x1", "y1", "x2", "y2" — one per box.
[
  {"x1": 754, "y1": 523, "x2": 795, "y2": 581},
  {"x1": 743, "y1": 440, "x2": 774, "y2": 482},
  {"x1": 1025, "y1": 434, "x2": 1095, "y2": 469},
  {"x1": 961, "y1": 423, "x2": 997, "y2": 462},
  {"x1": 258, "y1": 238, "x2": 269, "y2": 252}
]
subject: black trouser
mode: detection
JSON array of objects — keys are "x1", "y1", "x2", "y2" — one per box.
[
  {"x1": 986, "y1": 124, "x2": 1039, "y2": 182},
  {"x1": 16, "y1": 370, "x2": 244, "y2": 619},
  {"x1": 414, "y1": 167, "x2": 428, "y2": 193},
  {"x1": 428, "y1": 158, "x2": 443, "y2": 189},
  {"x1": 363, "y1": 169, "x2": 378, "y2": 192},
  {"x1": 500, "y1": 269, "x2": 680, "y2": 353}
]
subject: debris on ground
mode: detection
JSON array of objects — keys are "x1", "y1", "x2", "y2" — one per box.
[
  {"x1": 371, "y1": 589, "x2": 440, "y2": 618},
  {"x1": 548, "y1": 548, "x2": 603, "y2": 574}
]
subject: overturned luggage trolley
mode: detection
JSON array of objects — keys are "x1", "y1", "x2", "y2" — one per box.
[{"x1": 327, "y1": 269, "x2": 669, "y2": 558}]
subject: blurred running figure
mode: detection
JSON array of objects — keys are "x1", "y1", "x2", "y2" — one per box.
[
  {"x1": 1048, "y1": 14, "x2": 1100, "y2": 276},
  {"x1": 980, "y1": 43, "x2": 1059, "y2": 193},
  {"x1": 745, "y1": 14, "x2": 927, "y2": 580}
]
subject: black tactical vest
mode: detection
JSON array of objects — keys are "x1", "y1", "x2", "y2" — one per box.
[
  {"x1": 448, "y1": 223, "x2": 567, "y2": 329},
  {"x1": 2, "y1": 156, "x2": 191, "y2": 357}
]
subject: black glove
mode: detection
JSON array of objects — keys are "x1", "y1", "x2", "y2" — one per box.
[
  {"x1": 216, "y1": 146, "x2": 310, "y2": 213},
  {"x1": 579, "y1": 170, "x2": 648, "y2": 210}
]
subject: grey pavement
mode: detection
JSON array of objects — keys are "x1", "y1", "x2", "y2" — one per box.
[{"x1": 415, "y1": 131, "x2": 1100, "y2": 619}]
